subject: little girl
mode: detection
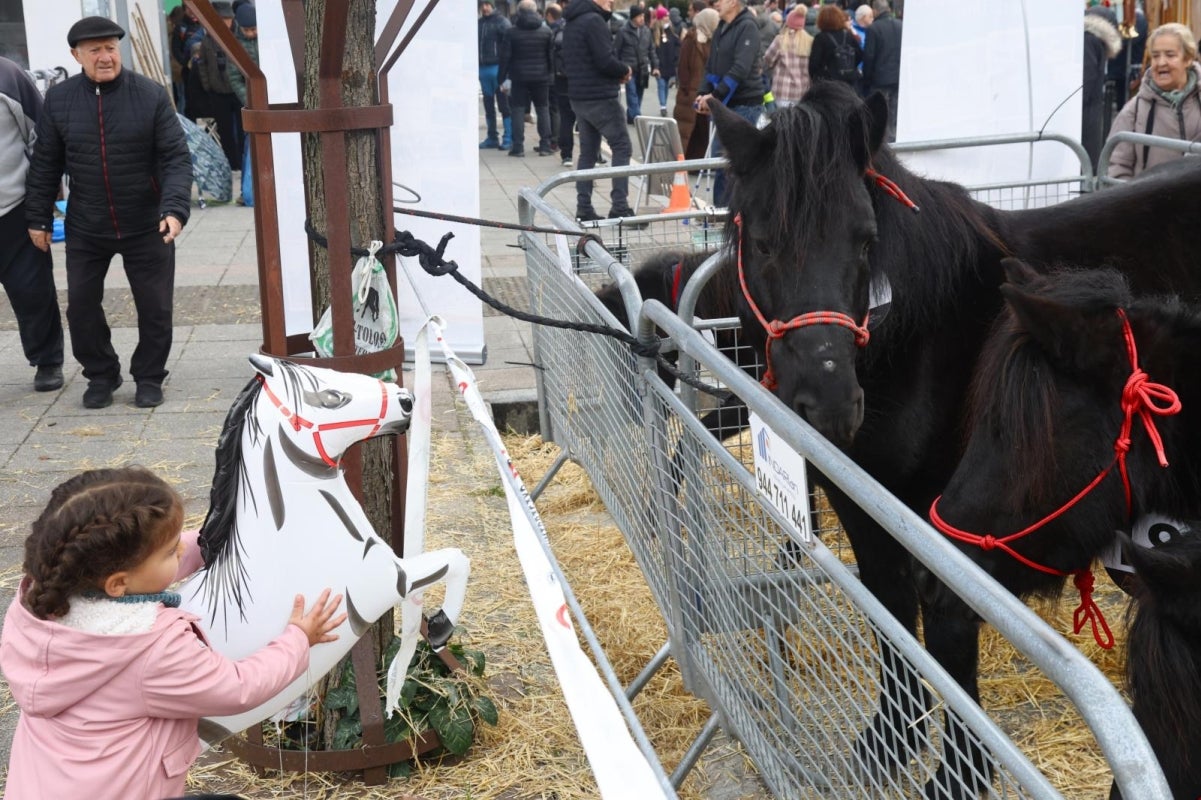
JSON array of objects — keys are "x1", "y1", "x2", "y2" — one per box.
[{"x1": 1, "y1": 466, "x2": 347, "y2": 799}]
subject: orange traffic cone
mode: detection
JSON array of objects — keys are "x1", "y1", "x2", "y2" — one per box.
[{"x1": 662, "y1": 154, "x2": 692, "y2": 213}]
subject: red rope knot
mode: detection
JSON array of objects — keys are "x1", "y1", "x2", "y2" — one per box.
[
  {"x1": 1121, "y1": 368, "x2": 1181, "y2": 468},
  {"x1": 765, "y1": 320, "x2": 791, "y2": 339},
  {"x1": 1071, "y1": 568, "x2": 1114, "y2": 650},
  {"x1": 980, "y1": 535, "x2": 997, "y2": 551}
]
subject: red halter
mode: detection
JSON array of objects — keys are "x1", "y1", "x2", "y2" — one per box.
[
  {"x1": 734, "y1": 169, "x2": 917, "y2": 391},
  {"x1": 929, "y1": 309, "x2": 1181, "y2": 649},
  {"x1": 256, "y1": 374, "x2": 391, "y2": 468}
]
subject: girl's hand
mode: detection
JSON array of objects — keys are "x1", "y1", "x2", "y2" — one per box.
[{"x1": 288, "y1": 589, "x2": 347, "y2": 647}]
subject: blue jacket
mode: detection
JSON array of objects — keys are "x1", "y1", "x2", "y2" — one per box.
[{"x1": 563, "y1": 0, "x2": 630, "y2": 101}]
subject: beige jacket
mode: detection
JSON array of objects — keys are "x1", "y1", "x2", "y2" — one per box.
[{"x1": 1107, "y1": 63, "x2": 1201, "y2": 179}]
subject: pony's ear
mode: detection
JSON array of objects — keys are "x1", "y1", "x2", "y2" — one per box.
[
  {"x1": 863, "y1": 91, "x2": 889, "y2": 158},
  {"x1": 999, "y1": 280, "x2": 1092, "y2": 369},
  {"x1": 1126, "y1": 534, "x2": 1201, "y2": 601},
  {"x1": 249, "y1": 353, "x2": 275, "y2": 377},
  {"x1": 1000, "y1": 257, "x2": 1041, "y2": 289},
  {"x1": 710, "y1": 101, "x2": 769, "y2": 175}
]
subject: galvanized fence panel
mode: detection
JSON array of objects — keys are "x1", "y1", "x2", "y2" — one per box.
[
  {"x1": 1096, "y1": 131, "x2": 1201, "y2": 187},
  {"x1": 514, "y1": 147, "x2": 1170, "y2": 798}
]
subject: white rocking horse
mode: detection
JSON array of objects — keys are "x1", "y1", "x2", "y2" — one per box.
[{"x1": 177, "y1": 354, "x2": 470, "y2": 743}]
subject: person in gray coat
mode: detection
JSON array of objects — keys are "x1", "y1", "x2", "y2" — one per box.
[
  {"x1": 613, "y1": 5, "x2": 659, "y2": 123},
  {"x1": 0, "y1": 57, "x2": 64, "y2": 393}
]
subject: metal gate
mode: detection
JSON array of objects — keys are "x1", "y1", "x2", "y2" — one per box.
[{"x1": 513, "y1": 141, "x2": 1170, "y2": 798}]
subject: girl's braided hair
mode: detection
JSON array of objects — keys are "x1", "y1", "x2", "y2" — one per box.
[{"x1": 23, "y1": 466, "x2": 184, "y2": 620}]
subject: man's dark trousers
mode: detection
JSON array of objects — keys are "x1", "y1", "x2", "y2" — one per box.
[
  {"x1": 65, "y1": 230, "x2": 174, "y2": 387},
  {"x1": 571, "y1": 97, "x2": 632, "y2": 213},
  {"x1": 0, "y1": 203, "x2": 63, "y2": 369}
]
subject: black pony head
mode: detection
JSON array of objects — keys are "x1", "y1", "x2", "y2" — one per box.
[
  {"x1": 710, "y1": 83, "x2": 889, "y2": 447},
  {"x1": 935, "y1": 259, "x2": 1201, "y2": 597}
]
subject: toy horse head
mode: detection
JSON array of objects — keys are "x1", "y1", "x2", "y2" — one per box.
[{"x1": 248, "y1": 354, "x2": 414, "y2": 470}]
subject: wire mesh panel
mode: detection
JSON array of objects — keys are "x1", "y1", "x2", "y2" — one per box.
[{"x1": 517, "y1": 162, "x2": 1170, "y2": 800}]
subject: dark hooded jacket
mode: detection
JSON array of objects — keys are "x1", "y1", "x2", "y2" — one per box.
[
  {"x1": 698, "y1": 7, "x2": 764, "y2": 107},
  {"x1": 563, "y1": 0, "x2": 630, "y2": 100},
  {"x1": 500, "y1": 7, "x2": 554, "y2": 85},
  {"x1": 25, "y1": 68, "x2": 191, "y2": 239}
]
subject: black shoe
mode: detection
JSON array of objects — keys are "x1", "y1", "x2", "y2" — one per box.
[
  {"x1": 135, "y1": 382, "x2": 164, "y2": 408},
  {"x1": 83, "y1": 376, "x2": 122, "y2": 409},
  {"x1": 576, "y1": 208, "x2": 603, "y2": 222},
  {"x1": 596, "y1": 153, "x2": 608, "y2": 164},
  {"x1": 608, "y1": 207, "x2": 649, "y2": 228},
  {"x1": 534, "y1": 146, "x2": 554, "y2": 156},
  {"x1": 508, "y1": 149, "x2": 525, "y2": 157},
  {"x1": 34, "y1": 364, "x2": 63, "y2": 392}
]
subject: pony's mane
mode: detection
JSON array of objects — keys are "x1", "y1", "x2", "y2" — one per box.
[
  {"x1": 723, "y1": 82, "x2": 1011, "y2": 343},
  {"x1": 965, "y1": 268, "x2": 1133, "y2": 508}
]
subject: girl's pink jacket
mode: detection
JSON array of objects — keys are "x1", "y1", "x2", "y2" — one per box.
[{"x1": 0, "y1": 531, "x2": 310, "y2": 799}]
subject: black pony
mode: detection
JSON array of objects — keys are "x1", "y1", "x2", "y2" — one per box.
[
  {"x1": 706, "y1": 82, "x2": 1201, "y2": 797},
  {"x1": 936, "y1": 262, "x2": 1201, "y2": 799}
]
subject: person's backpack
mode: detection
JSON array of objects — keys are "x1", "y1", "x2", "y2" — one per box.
[
  {"x1": 552, "y1": 25, "x2": 567, "y2": 80},
  {"x1": 831, "y1": 31, "x2": 859, "y2": 84}
]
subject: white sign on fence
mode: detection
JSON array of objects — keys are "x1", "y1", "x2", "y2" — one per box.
[{"x1": 749, "y1": 411, "x2": 812, "y2": 543}]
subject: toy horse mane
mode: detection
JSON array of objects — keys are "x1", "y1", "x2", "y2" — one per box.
[{"x1": 197, "y1": 359, "x2": 323, "y2": 622}]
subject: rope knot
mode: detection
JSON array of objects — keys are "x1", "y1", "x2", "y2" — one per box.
[
  {"x1": 765, "y1": 320, "x2": 790, "y2": 339},
  {"x1": 980, "y1": 535, "x2": 997, "y2": 551},
  {"x1": 1071, "y1": 568, "x2": 1114, "y2": 650},
  {"x1": 1113, "y1": 436, "x2": 1131, "y2": 456}
]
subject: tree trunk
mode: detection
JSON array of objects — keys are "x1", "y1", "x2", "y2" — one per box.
[{"x1": 300, "y1": 0, "x2": 396, "y2": 749}]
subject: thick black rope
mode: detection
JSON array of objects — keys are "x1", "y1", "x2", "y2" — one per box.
[{"x1": 303, "y1": 218, "x2": 727, "y2": 397}]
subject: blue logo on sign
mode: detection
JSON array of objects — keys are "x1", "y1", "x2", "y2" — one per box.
[{"x1": 757, "y1": 427, "x2": 770, "y2": 461}]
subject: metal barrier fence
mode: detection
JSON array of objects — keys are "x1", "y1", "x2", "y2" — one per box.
[
  {"x1": 513, "y1": 143, "x2": 1170, "y2": 798},
  {"x1": 1096, "y1": 130, "x2": 1201, "y2": 186}
]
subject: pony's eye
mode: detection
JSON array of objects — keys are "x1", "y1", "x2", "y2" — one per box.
[
  {"x1": 753, "y1": 239, "x2": 771, "y2": 256},
  {"x1": 860, "y1": 240, "x2": 873, "y2": 260}
]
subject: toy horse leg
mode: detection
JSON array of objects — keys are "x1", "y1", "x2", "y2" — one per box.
[
  {"x1": 824, "y1": 488, "x2": 932, "y2": 776},
  {"x1": 385, "y1": 548, "x2": 471, "y2": 716},
  {"x1": 919, "y1": 585, "x2": 992, "y2": 800}
]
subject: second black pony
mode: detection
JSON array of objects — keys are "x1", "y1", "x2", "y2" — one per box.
[
  {"x1": 935, "y1": 262, "x2": 1201, "y2": 800},
  {"x1": 706, "y1": 82, "x2": 1201, "y2": 797}
]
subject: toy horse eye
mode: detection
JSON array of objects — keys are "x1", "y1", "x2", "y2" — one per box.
[{"x1": 304, "y1": 388, "x2": 351, "y2": 409}]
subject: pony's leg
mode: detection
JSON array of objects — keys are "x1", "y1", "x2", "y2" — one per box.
[
  {"x1": 919, "y1": 586, "x2": 992, "y2": 800},
  {"x1": 824, "y1": 487, "x2": 932, "y2": 777}
]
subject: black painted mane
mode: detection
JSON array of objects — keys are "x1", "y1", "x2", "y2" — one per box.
[{"x1": 197, "y1": 360, "x2": 321, "y2": 622}]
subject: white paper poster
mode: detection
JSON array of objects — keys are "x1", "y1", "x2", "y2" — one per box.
[{"x1": 896, "y1": 0, "x2": 1085, "y2": 199}]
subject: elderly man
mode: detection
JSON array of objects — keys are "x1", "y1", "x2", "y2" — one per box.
[
  {"x1": 695, "y1": 0, "x2": 763, "y2": 205},
  {"x1": 26, "y1": 17, "x2": 192, "y2": 409}
]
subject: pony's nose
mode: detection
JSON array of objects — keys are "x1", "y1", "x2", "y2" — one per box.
[{"x1": 799, "y1": 394, "x2": 863, "y2": 449}]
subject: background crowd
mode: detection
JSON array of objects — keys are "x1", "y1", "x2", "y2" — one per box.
[{"x1": 481, "y1": 0, "x2": 1197, "y2": 212}]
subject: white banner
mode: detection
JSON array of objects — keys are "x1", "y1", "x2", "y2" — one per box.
[
  {"x1": 896, "y1": 0, "x2": 1084, "y2": 196},
  {"x1": 380, "y1": 0, "x2": 486, "y2": 364},
  {"x1": 422, "y1": 317, "x2": 668, "y2": 799}
]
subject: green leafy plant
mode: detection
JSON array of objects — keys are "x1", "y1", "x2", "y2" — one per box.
[{"x1": 270, "y1": 632, "x2": 498, "y2": 777}]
